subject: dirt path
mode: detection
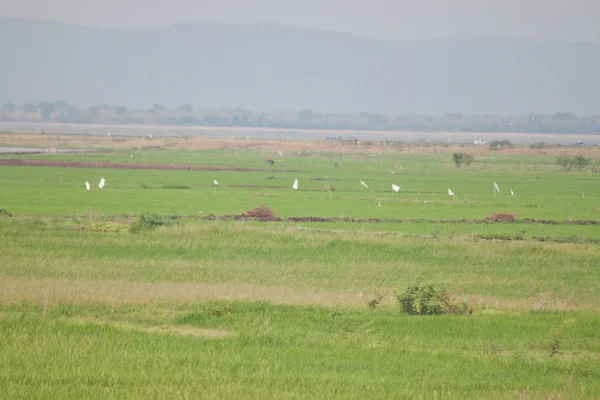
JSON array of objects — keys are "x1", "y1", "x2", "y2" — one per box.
[
  {"x1": 0, "y1": 277, "x2": 591, "y2": 311},
  {"x1": 1, "y1": 133, "x2": 598, "y2": 156},
  {"x1": 0, "y1": 158, "x2": 296, "y2": 172}
]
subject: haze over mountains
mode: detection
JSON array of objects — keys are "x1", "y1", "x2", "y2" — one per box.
[{"x1": 2, "y1": 17, "x2": 599, "y2": 116}]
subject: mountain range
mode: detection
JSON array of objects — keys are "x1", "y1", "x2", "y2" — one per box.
[{"x1": 1, "y1": 17, "x2": 599, "y2": 115}]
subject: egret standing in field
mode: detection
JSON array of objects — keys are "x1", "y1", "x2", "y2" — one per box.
[
  {"x1": 493, "y1": 181, "x2": 500, "y2": 196},
  {"x1": 510, "y1": 189, "x2": 515, "y2": 196},
  {"x1": 85, "y1": 181, "x2": 91, "y2": 191},
  {"x1": 392, "y1": 184, "x2": 400, "y2": 193},
  {"x1": 292, "y1": 178, "x2": 299, "y2": 190},
  {"x1": 213, "y1": 178, "x2": 219, "y2": 187},
  {"x1": 448, "y1": 188, "x2": 457, "y2": 202},
  {"x1": 360, "y1": 180, "x2": 368, "y2": 193},
  {"x1": 98, "y1": 178, "x2": 105, "y2": 189}
]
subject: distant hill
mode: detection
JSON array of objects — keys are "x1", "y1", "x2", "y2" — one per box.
[{"x1": 1, "y1": 17, "x2": 600, "y2": 115}]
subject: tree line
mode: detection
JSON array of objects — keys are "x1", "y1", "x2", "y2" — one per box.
[{"x1": 1, "y1": 101, "x2": 599, "y2": 134}]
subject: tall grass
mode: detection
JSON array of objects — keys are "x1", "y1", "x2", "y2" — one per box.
[{"x1": 1, "y1": 301, "x2": 599, "y2": 399}]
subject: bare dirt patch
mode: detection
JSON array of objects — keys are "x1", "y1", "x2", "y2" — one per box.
[
  {"x1": 0, "y1": 278, "x2": 594, "y2": 312},
  {"x1": 484, "y1": 213, "x2": 517, "y2": 223},
  {"x1": 0, "y1": 278, "x2": 368, "y2": 308},
  {"x1": 68, "y1": 317, "x2": 233, "y2": 338},
  {"x1": 199, "y1": 214, "x2": 598, "y2": 225},
  {"x1": 4, "y1": 133, "x2": 597, "y2": 156},
  {"x1": 242, "y1": 206, "x2": 278, "y2": 221},
  {"x1": 0, "y1": 158, "x2": 296, "y2": 172}
]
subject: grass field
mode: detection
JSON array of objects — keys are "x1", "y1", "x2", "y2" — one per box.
[{"x1": 1, "y1": 133, "x2": 600, "y2": 398}]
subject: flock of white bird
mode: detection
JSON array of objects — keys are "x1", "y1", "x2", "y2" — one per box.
[
  {"x1": 85, "y1": 177, "x2": 105, "y2": 190},
  {"x1": 446, "y1": 181, "x2": 514, "y2": 202},
  {"x1": 85, "y1": 176, "x2": 515, "y2": 202}
]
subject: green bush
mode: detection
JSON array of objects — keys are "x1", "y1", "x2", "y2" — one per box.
[
  {"x1": 130, "y1": 213, "x2": 173, "y2": 233},
  {"x1": 0, "y1": 208, "x2": 12, "y2": 217},
  {"x1": 396, "y1": 278, "x2": 472, "y2": 316},
  {"x1": 556, "y1": 155, "x2": 590, "y2": 171},
  {"x1": 452, "y1": 152, "x2": 474, "y2": 168},
  {"x1": 488, "y1": 140, "x2": 515, "y2": 150}
]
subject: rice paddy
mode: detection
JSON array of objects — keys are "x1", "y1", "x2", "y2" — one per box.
[{"x1": 1, "y1": 133, "x2": 599, "y2": 398}]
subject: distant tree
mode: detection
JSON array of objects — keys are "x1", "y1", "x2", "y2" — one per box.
[
  {"x1": 297, "y1": 108, "x2": 313, "y2": 121},
  {"x1": 177, "y1": 104, "x2": 193, "y2": 113},
  {"x1": 177, "y1": 116, "x2": 195, "y2": 125},
  {"x1": 39, "y1": 102, "x2": 57, "y2": 119},
  {"x1": 113, "y1": 106, "x2": 127, "y2": 115},
  {"x1": 488, "y1": 140, "x2": 515, "y2": 150},
  {"x1": 554, "y1": 112, "x2": 578, "y2": 121},
  {"x1": 21, "y1": 103, "x2": 38, "y2": 113},
  {"x1": 2, "y1": 102, "x2": 16, "y2": 112},
  {"x1": 556, "y1": 155, "x2": 589, "y2": 171},
  {"x1": 151, "y1": 103, "x2": 166, "y2": 113},
  {"x1": 452, "y1": 152, "x2": 473, "y2": 168}
]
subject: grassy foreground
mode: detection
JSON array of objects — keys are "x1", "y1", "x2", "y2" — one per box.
[
  {"x1": 1, "y1": 301, "x2": 600, "y2": 399},
  {"x1": 1, "y1": 135, "x2": 600, "y2": 398}
]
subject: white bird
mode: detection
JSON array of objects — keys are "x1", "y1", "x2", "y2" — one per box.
[
  {"x1": 493, "y1": 181, "x2": 500, "y2": 194},
  {"x1": 213, "y1": 179, "x2": 219, "y2": 186},
  {"x1": 360, "y1": 180, "x2": 368, "y2": 188},
  {"x1": 392, "y1": 184, "x2": 400, "y2": 193},
  {"x1": 98, "y1": 178, "x2": 105, "y2": 189},
  {"x1": 85, "y1": 181, "x2": 91, "y2": 191},
  {"x1": 378, "y1": 201, "x2": 381, "y2": 207},
  {"x1": 448, "y1": 188, "x2": 458, "y2": 203},
  {"x1": 292, "y1": 178, "x2": 299, "y2": 190},
  {"x1": 510, "y1": 189, "x2": 514, "y2": 196}
]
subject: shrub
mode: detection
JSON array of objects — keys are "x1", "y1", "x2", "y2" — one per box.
[
  {"x1": 488, "y1": 140, "x2": 515, "y2": 150},
  {"x1": 396, "y1": 278, "x2": 472, "y2": 316},
  {"x1": 0, "y1": 208, "x2": 12, "y2": 217},
  {"x1": 366, "y1": 290, "x2": 384, "y2": 309},
  {"x1": 130, "y1": 212, "x2": 172, "y2": 233},
  {"x1": 452, "y1": 152, "x2": 474, "y2": 168},
  {"x1": 528, "y1": 142, "x2": 556, "y2": 149},
  {"x1": 556, "y1": 155, "x2": 590, "y2": 171}
]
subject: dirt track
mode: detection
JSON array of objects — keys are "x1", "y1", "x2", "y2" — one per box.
[
  {"x1": 201, "y1": 215, "x2": 599, "y2": 225},
  {"x1": 1, "y1": 133, "x2": 599, "y2": 156},
  {"x1": 0, "y1": 158, "x2": 296, "y2": 172}
]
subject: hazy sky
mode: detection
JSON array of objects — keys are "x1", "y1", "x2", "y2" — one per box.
[{"x1": 2, "y1": 0, "x2": 600, "y2": 41}]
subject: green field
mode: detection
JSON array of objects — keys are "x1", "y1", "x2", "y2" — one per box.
[{"x1": 1, "y1": 137, "x2": 600, "y2": 398}]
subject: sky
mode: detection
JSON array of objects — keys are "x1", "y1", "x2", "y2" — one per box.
[{"x1": 1, "y1": 0, "x2": 600, "y2": 42}]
